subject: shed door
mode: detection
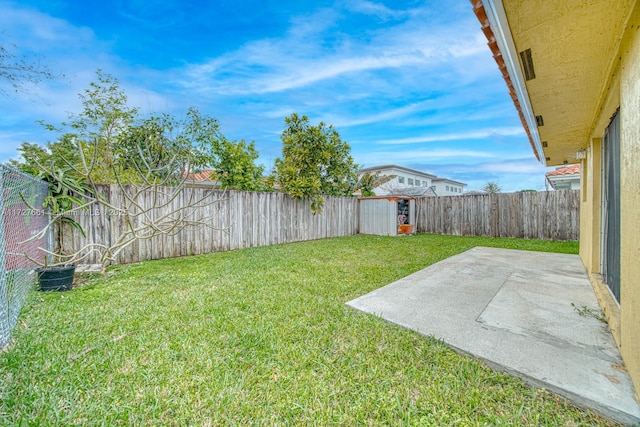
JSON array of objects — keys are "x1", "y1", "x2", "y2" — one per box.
[
  {"x1": 397, "y1": 199, "x2": 410, "y2": 225},
  {"x1": 601, "y1": 109, "x2": 620, "y2": 303}
]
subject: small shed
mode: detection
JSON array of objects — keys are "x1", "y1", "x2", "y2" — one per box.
[{"x1": 358, "y1": 196, "x2": 416, "y2": 236}]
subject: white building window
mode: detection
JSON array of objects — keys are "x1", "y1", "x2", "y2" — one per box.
[
  {"x1": 408, "y1": 178, "x2": 414, "y2": 185},
  {"x1": 398, "y1": 176, "x2": 405, "y2": 183}
]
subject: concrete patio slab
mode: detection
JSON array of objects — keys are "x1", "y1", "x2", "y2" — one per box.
[{"x1": 346, "y1": 247, "x2": 640, "y2": 425}]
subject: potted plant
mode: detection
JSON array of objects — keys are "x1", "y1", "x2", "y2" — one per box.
[{"x1": 34, "y1": 168, "x2": 89, "y2": 291}]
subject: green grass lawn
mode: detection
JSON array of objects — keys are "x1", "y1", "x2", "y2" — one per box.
[{"x1": 1, "y1": 234, "x2": 613, "y2": 426}]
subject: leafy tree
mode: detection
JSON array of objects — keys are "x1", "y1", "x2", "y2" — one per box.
[
  {"x1": 213, "y1": 138, "x2": 265, "y2": 191},
  {"x1": 12, "y1": 70, "x2": 261, "y2": 269},
  {"x1": 15, "y1": 70, "x2": 140, "y2": 184},
  {"x1": 116, "y1": 111, "x2": 265, "y2": 191},
  {"x1": 482, "y1": 181, "x2": 502, "y2": 194},
  {"x1": 12, "y1": 70, "x2": 262, "y2": 266},
  {"x1": 356, "y1": 171, "x2": 396, "y2": 197},
  {"x1": 12, "y1": 70, "x2": 264, "y2": 191},
  {"x1": 115, "y1": 109, "x2": 221, "y2": 185},
  {"x1": 10, "y1": 142, "x2": 64, "y2": 177},
  {"x1": 273, "y1": 113, "x2": 358, "y2": 213},
  {"x1": 174, "y1": 107, "x2": 223, "y2": 171},
  {"x1": 115, "y1": 114, "x2": 182, "y2": 183}
]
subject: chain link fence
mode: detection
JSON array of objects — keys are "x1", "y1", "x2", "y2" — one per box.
[{"x1": 0, "y1": 164, "x2": 51, "y2": 349}]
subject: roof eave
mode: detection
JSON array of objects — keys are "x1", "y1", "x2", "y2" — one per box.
[{"x1": 472, "y1": 0, "x2": 546, "y2": 165}]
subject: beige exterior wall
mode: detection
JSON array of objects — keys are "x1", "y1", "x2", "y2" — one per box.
[
  {"x1": 619, "y1": 2, "x2": 640, "y2": 398},
  {"x1": 580, "y1": 137, "x2": 623, "y2": 345},
  {"x1": 478, "y1": 0, "x2": 640, "y2": 396},
  {"x1": 580, "y1": 2, "x2": 640, "y2": 397}
]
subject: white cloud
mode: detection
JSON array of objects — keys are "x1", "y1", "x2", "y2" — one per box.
[
  {"x1": 179, "y1": 48, "x2": 433, "y2": 96},
  {"x1": 116, "y1": 0, "x2": 186, "y2": 29},
  {"x1": 376, "y1": 128, "x2": 526, "y2": 145},
  {"x1": 356, "y1": 148, "x2": 496, "y2": 166},
  {"x1": 450, "y1": 159, "x2": 547, "y2": 175},
  {"x1": 261, "y1": 107, "x2": 300, "y2": 119},
  {"x1": 321, "y1": 100, "x2": 433, "y2": 128},
  {"x1": 0, "y1": 0, "x2": 545, "y2": 195},
  {"x1": 173, "y1": 2, "x2": 485, "y2": 97},
  {"x1": 286, "y1": 7, "x2": 341, "y2": 40},
  {"x1": 469, "y1": 160, "x2": 547, "y2": 174},
  {"x1": 0, "y1": 3, "x2": 175, "y2": 159},
  {"x1": 345, "y1": 0, "x2": 412, "y2": 20}
]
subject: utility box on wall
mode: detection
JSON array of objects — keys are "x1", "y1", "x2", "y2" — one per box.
[{"x1": 358, "y1": 196, "x2": 416, "y2": 236}]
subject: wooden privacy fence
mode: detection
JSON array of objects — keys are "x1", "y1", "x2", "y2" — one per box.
[
  {"x1": 63, "y1": 185, "x2": 358, "y2": 265},
  {"x1": 415, "y1": 190, "x2": 580, "y2": 240},
  {"x1": 62, "y1": 186, "x2": 579, "y2": 266}
]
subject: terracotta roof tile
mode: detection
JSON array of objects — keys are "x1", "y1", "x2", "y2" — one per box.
[
  {"x1": 546, "y1": 164, "x2": 581, "y2": 177},
  {"x1": 184, "y1": 169, "x2": 217, "y2": 181}
]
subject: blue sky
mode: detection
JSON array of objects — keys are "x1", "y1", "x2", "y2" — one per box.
[{"x1": 0, "y1": 0, "x2": 550, "y2": 192}]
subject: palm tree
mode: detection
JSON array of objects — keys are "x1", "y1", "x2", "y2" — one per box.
[
  {"x1": 482, "y1": 181, "x2": 502, "y2": 194},
  {"x1": 356, "y1": 171, "x2": 396, "y2": 196}
]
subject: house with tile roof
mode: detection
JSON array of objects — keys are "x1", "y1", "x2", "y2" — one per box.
[
  {"x1": 545, "y1": 164, "x2": 581, "y2": 190},
  {"x1": 358, "y1": 164, "x2": 466, "y2": 196},
  {"x1": 183, "y1": 169, "x2": 221, "y2": 189},
  {"x1": 472, "y1": 0, "x2": 640, "y2": 397}
]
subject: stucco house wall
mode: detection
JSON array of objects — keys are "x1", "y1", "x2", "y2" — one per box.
[
  {"x1": 474, "y1": 0, "x2": 640, "y2": 397},
  {"x1": 581, "y1": 2, "x2": 640, "y2": 396},
  {"x1": 431, "y1": 178, "x2": 466, "y2": 195},
  {"x1": 619, "y1": 3, "x2": 640, "y2": 395}
]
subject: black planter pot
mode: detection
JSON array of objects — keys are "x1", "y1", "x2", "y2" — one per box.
[{"x1": 37, "y1": 265, "x2": 76, "y2": 291}]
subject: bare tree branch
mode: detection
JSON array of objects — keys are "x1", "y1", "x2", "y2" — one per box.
[
  {"x1": 0, "y1": 41, "x2": 61, "y2": 96},
  {"x1": 378, "y1": 182, "x2": 431, "y2": 197}
]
